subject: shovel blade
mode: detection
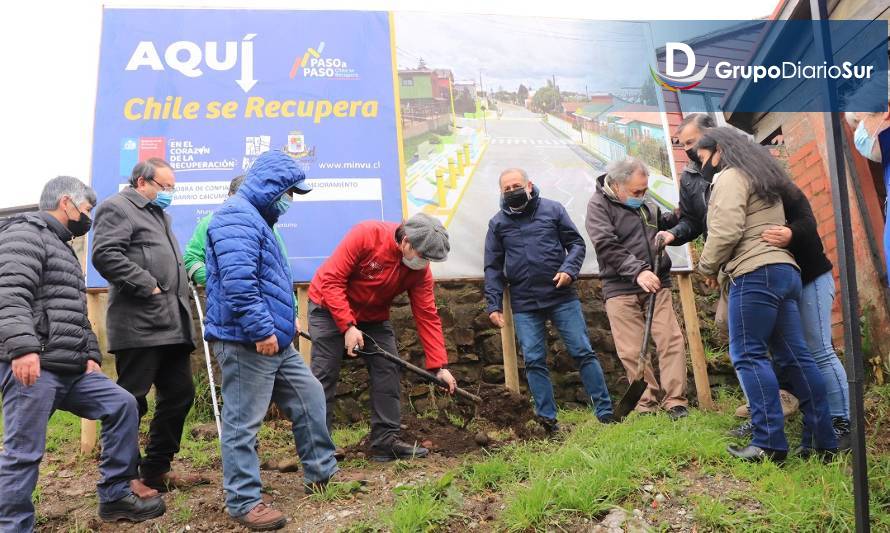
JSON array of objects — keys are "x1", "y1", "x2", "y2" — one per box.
[{"x1": 613, "y1": 378, "x2": 647, "y2": 421}]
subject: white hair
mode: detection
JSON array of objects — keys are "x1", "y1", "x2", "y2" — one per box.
[
  {"x1": 605, "y1": 157, "x2": 649, "y2": 187},
  {"x1": 39, "y1": 176, "x2": 96, "y2": 211}
]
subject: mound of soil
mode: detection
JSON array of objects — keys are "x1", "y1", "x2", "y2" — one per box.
[{"x1": 345, "y1": 383, "x2": 538, "y2": 458}]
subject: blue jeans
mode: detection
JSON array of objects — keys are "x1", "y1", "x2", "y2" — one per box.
[
  {"x1": 212, "y1": 341, "x2": 337, "y2": 518},
  {"x1": 512, "y1": 299, "x2": 613, "y2": 420},
  {"x1": 799, "y1": 271, "x2": 850, "y2": 420},
  {"x1": 0, "y1": 364, "x2": 138, "y2": 531},
  {"x1": 728, "y1": 264, "x2": 837, "y2": 451}
]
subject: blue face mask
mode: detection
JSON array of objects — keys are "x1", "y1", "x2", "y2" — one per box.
[
  {"x1": 624, "y1": 197, "x2": 644, "y2": 209},
  {"x1": 272, "y1": 194, "x2": 291, "y2": 216},
  {"x1": 854, "y1": 120, "x2": 883, "y2": 162},
  {"x1": 152, "y1": 190, "x2": 173, "y2": 209}
]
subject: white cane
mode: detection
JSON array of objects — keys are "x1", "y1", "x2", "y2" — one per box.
[{"x1": 191, "y1": 286, "x2": 223, "y2": 442}]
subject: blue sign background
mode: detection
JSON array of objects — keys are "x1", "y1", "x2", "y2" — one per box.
[{"x1": 87, "y1": 9, "x2": 402, "y2": 286}]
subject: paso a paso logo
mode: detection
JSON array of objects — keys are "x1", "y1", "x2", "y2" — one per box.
[
  {"x1": 125, "y1": 34, "x2": 258, "y2": 93},
  {"x1": 289, "y1": 41, "x2": 360, "y2": 81}
]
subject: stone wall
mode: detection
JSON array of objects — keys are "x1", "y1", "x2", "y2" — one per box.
[{"x1": 88, "y1": 276, "x2": 737, "y2": 425}]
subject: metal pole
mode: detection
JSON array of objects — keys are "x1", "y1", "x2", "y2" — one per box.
[{"x1": 809, "y1": 2, "x2": 870, "y2": 530}]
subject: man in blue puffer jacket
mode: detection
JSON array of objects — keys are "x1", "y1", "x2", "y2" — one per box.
[
  {"x1": 484, "y1": 168, "x2": 614, "y2": 434},
  {"x1": 204, "y1": 150, "x2": 340, "y2": 530}
]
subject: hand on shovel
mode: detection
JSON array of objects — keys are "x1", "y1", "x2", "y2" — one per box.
[{"x1": 345, "y1": 325, "x2": 364, "y2": 357}]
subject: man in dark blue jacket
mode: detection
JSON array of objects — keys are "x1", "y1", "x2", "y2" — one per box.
[
  {"x1": 484, "y1": 168, "x2": 614, "y2": 432},
  {"x1": 204, "y1": 150, "x2": 341, "y2": 531}
]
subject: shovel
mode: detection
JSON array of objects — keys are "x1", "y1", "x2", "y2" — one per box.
[
  {"x1": 613, "y1": 240, "x2": 665, "y2": 421},
  {"x1": 298, "y1": 330, "x2": 482, "y2": 404}
]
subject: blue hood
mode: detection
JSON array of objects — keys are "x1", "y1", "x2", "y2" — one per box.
[
  {"x1": 237, "y1": 150, "x2": 307, "y2": 223},
  {"x1": 499, "y1": 184, "x2": 541, "y2": 216}
]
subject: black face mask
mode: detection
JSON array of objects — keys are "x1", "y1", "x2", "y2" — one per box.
[
  {"x1": 699, "y1": 153, "x2": 722, "y2": 182},
  {"x1": 685, "y1": 147, "x2": 701, "y2": 166},
  {"x1": 67, "y1": 211, "x2": 92, "y2": 237},
  {"x1": 503, "y1": 188, "x2": 530, "y2": 211}
]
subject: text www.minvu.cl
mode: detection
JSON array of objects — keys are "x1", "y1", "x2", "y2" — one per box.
[{"x1": 317, "y1": 161, "x2": 380, "y2": 169}]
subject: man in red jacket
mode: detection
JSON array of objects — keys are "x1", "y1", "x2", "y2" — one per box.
[{"x1": 308, "y1": 213, "x2": 456, "y2": 461}]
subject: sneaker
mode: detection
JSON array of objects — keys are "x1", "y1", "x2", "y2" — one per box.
[
  {"x1": 832, "y1": 417, "x2": 852, "y2": 451},
  {"x1": 233, "y1": 502, "x2": 287, "y2": 531},
  {"x1": 537, "y1": 416, "x2": 561, "y2": 435},
  {"x1": 98, "y1": 492, "x2": 166, "y2": 523},
  {"x1": 370, "y1": 439, "x2": 429, "y2": 462},
  {"x1": 304, "y1": 471, "x2": 368, "y2": 495},
  {"x1": 667, "y1": 406, "x2": 689, "y2": 421},
  {"x1": 727, "y1": 420, "x2": 754, "y2": 439},
  {"x1": 597, "y1": 414, "x2": 617, "y2": 424}
]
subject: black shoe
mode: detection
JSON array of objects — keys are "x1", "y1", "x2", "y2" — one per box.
[
  {"x1": 597, "y1": 414, "x2": 617, "y2": 424},
  {"x1": 832, "y1": 417, "x2": 852, "y2": 451},
  {"x1": 727, "y1": 420, "x2": 754, "y2": 439},
  {"x1": 99, "y1": 493, "x2": 166, "y2": 523},
  {"x1": 370, "y1": 439, "x2": 429, "y2": 462},
  {"x1": 727, "y1": 444, "x2": 787, "y2": 463},
  {"x1": 792, "y1": 446, "x2": 839, "y2": 463},
  {"x1": 537, "y1": 416, "x2": 561, "y2": 434},
  {"x1": 667, "y1": 406, "x2": 689, "y2": 421}
]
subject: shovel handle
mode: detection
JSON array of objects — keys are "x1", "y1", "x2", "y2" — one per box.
[{"x1": 298, "y1": 331, "x2": 482, "y2": 404}]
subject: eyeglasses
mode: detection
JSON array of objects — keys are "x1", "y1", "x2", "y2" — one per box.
[{"x1": 148, "y1": 177, "x2": 176, "y2": 193}]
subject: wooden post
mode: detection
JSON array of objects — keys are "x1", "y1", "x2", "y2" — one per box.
[
  {"x1": 297, "y1": 285, "x2": 311, "y2": 365},
  {"x1": 500, "y1": 289, "x2": 520, "y2": 393},
  {"x1": 677, "y1": 273, "x2": 715, "y2": 410},
  {"x1": 81, "y1": 292, "x2": 104, "y2": 453}
]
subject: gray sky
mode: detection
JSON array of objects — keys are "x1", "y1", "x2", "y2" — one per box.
[{"x1": 0, "y1": 0, "x2": 778, "y2": 208}]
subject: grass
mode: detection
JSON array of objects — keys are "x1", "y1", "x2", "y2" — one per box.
[
  {"x1": 380, "y1": 471, "x2": 461, "y2": 533},
  {"x1": 359, "y1": 385, "x2": 890, "y2": 531}
]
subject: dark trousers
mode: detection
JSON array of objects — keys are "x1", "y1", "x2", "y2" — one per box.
[
  {"x1": 308, "y1": 302, "x2": 401, "y2": 448},
  {"x1": 0, "y1": 364, "x2": 138, "y2": 531},
  {"x1": 115, "y1": 344, "x2": 195, "y2": 478}
]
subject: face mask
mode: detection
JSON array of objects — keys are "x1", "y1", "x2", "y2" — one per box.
[
  {"x1": 67, "y1": 211, "x2": 92, "y2": 237},
  {"x1": 624, "y1": 197, "x2": 644, "y2": 209},
  {"x1": 685, "y1": 147, "x2": 701, "y2": 166},
  {"x1": 402, "y1": 255, "x2": 429, "y2": 270},
  {"x1": 152, "y1": 190, "x2": 173, "y2": 209},
  {"x1": 699, "y1": 153, "x2": 722, "y2": 182},
  {"x1": 854, "y1": 120, "x2": 884, "y2": 162},
  {"x1": 503, "y1": 187, "x2": 530, "y2": 211},
  {"x1": 272, "y1": 194, "x2": 291, "y2": 217}
]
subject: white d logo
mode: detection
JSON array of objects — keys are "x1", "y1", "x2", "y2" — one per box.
[{"x1": 666, "y1": 42, "x2": 696, "y2": 78}]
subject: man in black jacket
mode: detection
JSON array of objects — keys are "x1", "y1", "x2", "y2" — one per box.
[
  {"x1": 484, "y1": 168, "x2": 613, "y2": 432},
  {"x1": 92, "y1": 158, "x2": 205, "y2": 492},
  {"x1": 657, "y1": 113, "x2": 716, "y2": 247},
  {"x1": 0, "y1": 177, "x2": 165, "y2": 529}
]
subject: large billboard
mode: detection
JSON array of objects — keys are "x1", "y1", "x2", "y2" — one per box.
[{"x1": 87, "y1": 8, "x2": 693, "y2": 287}]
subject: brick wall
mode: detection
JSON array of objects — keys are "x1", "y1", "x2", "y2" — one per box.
[{"x1": 775, "y1": 113, "x2": 890, "y2": 360}]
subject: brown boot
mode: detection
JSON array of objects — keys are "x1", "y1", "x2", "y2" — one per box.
[
  {"x1": 142, "y1": 471, "x2": 210, "y2": 492},
  {"x1": 130, "y1": 479, "x2": 159, "y2": 499},
  {"x1": 233, "y1": 503, "x2": 286, "y2": 531}
]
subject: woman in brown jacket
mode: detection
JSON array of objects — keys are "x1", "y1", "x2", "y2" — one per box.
[{"x1": 695, "y1": 127, "x2": 837, "y2": 462}]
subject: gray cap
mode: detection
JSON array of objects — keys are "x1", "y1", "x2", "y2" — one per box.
[{"x1": 403, "y1": 213, "x2": 450, "y2": 262}]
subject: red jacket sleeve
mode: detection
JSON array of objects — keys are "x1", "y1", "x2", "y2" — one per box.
[
  {"x1": 407, "y1": 268, "x2": 448, "y2": 369},
  {"x1": 317, "y1": 226, "x2": 368, "y2": 332}
]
